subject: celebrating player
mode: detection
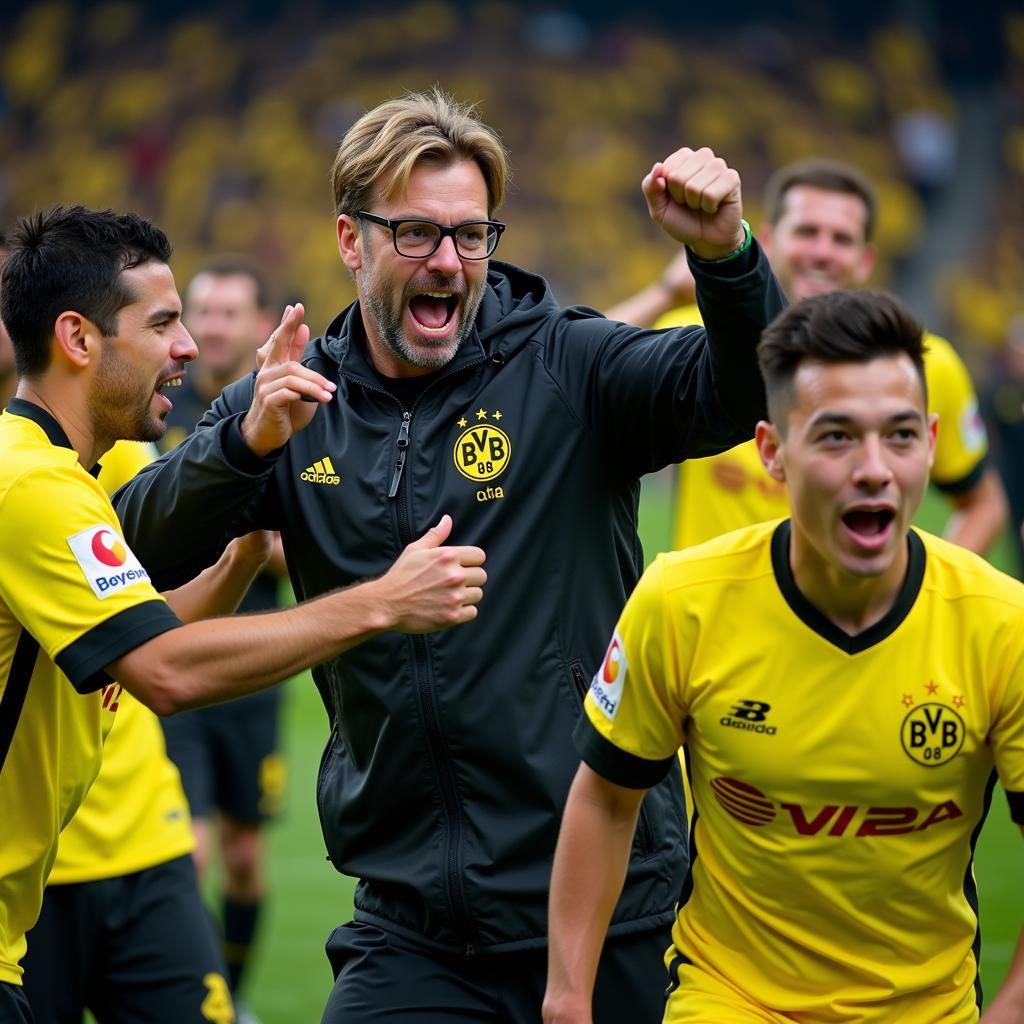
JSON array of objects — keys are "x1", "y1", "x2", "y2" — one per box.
[
  {"x1": 0, "y1": 204, "x2": 486, "y2": 1024},
  {"x1": 544, "y1": 289, "x2": 1024, "y2": 1024}
]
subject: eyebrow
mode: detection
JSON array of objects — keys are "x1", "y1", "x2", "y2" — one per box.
[
  {"x1": 807, "y1": 409, "x2": 924, "y2": 429},
  {"x1": 144, "y1": 308, "x2": 181, "y2": 326}
]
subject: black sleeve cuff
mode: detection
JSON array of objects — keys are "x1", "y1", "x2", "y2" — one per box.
[
  {"x1": 1006, "y1": 789, "x2": 1024, "y2": 826},
  {"x1": 221, "y1": 415, "x2": 285, "y2": 476},
  {"x1": 573, "y1": 713, "x2": 677, "y2": 790},
  {"x1": 56, "y1": 600, "x2": 182, "y2": 694},
  {"x1": 932, "y1": 454, "x2": 987, "y2": 496}
]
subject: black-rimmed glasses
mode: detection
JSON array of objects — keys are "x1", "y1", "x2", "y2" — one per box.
[{"x1": 358, "y1": 212, "x2": 506, "y2": 260}]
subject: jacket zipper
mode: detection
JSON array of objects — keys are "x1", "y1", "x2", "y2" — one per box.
[
  {"x1": 388, "y1": 412, "x2": 411, "y2": 498},
  {"x1": 340, "y1": 365, "x2": 488, "y2": 952}
]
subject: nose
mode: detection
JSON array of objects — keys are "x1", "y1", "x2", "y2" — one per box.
[
  {"x1": 853, "y1": 435, "x2": 893, "y2": 489},
  {"x1": 425, "y1": 233, "x2": 463, "y2": 276},
  {"x1": 173, "y1": 325, "x2": 199, "y2": 364}
]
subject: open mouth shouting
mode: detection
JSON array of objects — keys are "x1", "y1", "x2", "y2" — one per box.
[
  {"x1": 840, "y1": 505, "x2": 896, "y2": 551},
  {"x1": 407, "y1": 288, "x2": 461, "y2": 341}
]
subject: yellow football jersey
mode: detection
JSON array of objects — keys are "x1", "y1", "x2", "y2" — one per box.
[
  {"x1": 0, "y1": 401, "x2": 180, "y2": 984},
  {"x1": 577, "y1": 520, "x2": 1024, "y2": 1023},
  {"x1": 654, "y1": 305, "x2": 989, "y2": 550},
  {"x1": 48, "y1": 440, "x2": 194, "y2": 884}
]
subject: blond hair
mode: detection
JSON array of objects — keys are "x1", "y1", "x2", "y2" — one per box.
[{"x1": 330, "y1": 87, "x2": 509, "y2": 218}]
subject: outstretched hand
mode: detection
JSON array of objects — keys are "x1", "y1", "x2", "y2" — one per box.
[
  {"x1": 642, "y1": 147, "x2": 744, "y2": 260},
  {"x1": 241, "y1": 303, "x2": 336, "y2": 456},
  {"x1": 374, "y1": 515, "x2": 487, "y2": 634}
]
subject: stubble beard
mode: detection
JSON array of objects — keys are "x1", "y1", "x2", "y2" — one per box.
[
  {"x1": 361, "y1": 248, "x2": 485, "y2": 372},
  {"x1": 89, "y1": 342, "x2": 167, "y2": 444}
]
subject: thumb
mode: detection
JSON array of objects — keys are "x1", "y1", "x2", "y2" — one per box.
[{"x1": 410, "y1": 513, "x2": 453, "y2": 549}]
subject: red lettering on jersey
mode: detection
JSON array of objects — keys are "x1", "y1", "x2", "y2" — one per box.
[
  {"x1": 781, "y1": 803, "x2": 841, "y2": 835},
  {"x1": 101, "y1": 683, "x2": 122, "y2": 712},
  {"x1": 915, "y1": 800, "x2": 963, "y2": 831},
  {"x1": 856, "y1": 807, "x2": 918, "y2": 836},
  {"x1": 828, "y1": 806, "x2": 858, "y2": 836}
]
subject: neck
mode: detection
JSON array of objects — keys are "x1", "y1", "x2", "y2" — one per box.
[
  {"x1": 789, "y1": 528, "x2": 909, "y2": 636},
  {"x1": 0, "y1": 371, "x2": 15, "y2": 408},
  {"x1": 15, "y1": 380, "x2": 112, "y2": 469},
  {"x1": 193, "y1": 361, "x2": 244, "y2": 402}
]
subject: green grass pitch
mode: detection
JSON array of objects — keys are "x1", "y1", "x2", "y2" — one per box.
[{"x1": 240, "y1": 478, "x2": 1021, "y2": 1022}]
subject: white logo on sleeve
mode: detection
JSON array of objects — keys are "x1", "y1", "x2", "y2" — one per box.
[
  {"x1": 590, "y1": 632, "x2": 627, "y2": 721},
  {"x1": 67, "y1": 526, "x2": 151, "y2": 600},
  {"x1": 960, "y1": 399, "x2": 987, "y2": 454}
]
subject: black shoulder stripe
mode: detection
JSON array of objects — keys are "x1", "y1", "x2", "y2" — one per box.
[
  {"x1": 1006, "y1": 789, "x2": 1024, "y2": 826},
  {"x1": 0, "y1": 629, "x2": 41, "y2": 773},
  {"x1": 932, "y1": 455, "x2": 986, "y2": 496}
]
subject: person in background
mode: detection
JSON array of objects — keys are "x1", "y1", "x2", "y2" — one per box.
[
  {"x1": 159, "y1": 259, "x2": 289, "y2": 1015},
  {"x1": 607, "y1": 158, "x2": 1007, "y2": 557}
]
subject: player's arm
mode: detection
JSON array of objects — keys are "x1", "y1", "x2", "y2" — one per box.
[
  {"x1": 161, "y1": 530, "x2": 275, "y2": 623},
  {"x1": 942, "y1": 468, "x2": 1008, "y2": 556},
  {"x1": 543, "y1": 764, "x2": 647, "y2": 1024},
  {"x1": 110, "y1": 515, "x2": 485, "y2": 715},
  {"x1": 604, "y1": 250, "x2": 696, "y2": 327}
]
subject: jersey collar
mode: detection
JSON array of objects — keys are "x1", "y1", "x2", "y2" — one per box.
[
  {"x1": 5, "y1": 397, "x2": 103, "y2": 478},
  {"x1": 770, "y1": 519, "x2": 926, "y2": 655}
]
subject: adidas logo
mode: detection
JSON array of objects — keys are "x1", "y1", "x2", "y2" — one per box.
[{"x1": 300, "y1": 456, "x2": 340, "y2": 485}]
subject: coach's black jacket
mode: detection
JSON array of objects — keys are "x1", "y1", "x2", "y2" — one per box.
[{"x1": 116, "y1": 248, "x2": 784, "y2": 954}]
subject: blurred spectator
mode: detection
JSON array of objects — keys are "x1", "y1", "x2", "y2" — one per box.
[{"x1": 983, "y1": 313, "x2": 1024, "y2": 576}]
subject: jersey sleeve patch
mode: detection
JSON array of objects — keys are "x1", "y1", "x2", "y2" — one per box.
[
  {"x1": 55, "y1": 600, "x2": 182, "y2": 693},
  {"x1": 573, "y1": 713, "x2": 677, "y2": 790},
  {"x1": 590, "y1": 631, "x2": 627, "y2": 721},
  {"x1": 66, "y1": 525, "x2": 153, "y2": 600}
]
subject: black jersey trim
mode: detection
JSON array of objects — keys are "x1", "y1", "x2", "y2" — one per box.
[
  {"x1": 573, "y1": 714, "x2": 677, "y2": 790},
  {"x1": 1006, "y1": 789, "x2": 1024, "y2": 826},
  {"x1": 966, "y1": 769, "x2": 998, "y2": 1012},
  {"x1": 770, "y1": 520, "x2": 926, "y2": 655},
  {"x1": 0, "y1": 629, "x2": 41, "y2": 774},
  {"x1": 932, "y1": 455, "x2": 987, "y2": 497},
  {"x1": 6, "y1": 397, "x2": 74, "y2": 450},
  {"x1": 55, "y1": 600, "x2": 181, "y2": 694}
]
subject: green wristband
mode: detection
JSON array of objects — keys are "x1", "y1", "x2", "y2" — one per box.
[{"x1": 691, "y1": 219, "x2": 752, "y2": 264}]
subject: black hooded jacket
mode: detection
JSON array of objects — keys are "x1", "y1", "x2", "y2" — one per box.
[{"x1": 115, "y1": 251, "x2": 785, "y2": 954}]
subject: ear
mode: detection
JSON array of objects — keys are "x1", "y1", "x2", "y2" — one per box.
[
  {"x1": 52, "y1": 311, "x2": 96, "y2": 369},
  {"x1": 337, "y1": 215, "x2": 363, "y2": 272},
  {"x1": 757, "y1": 224, "x2": 773, "y2": 260},
  {"x1": 853, "y1": 242, "x2": 877, "y2": 285},
  {"x1": 756, "y1": 420, "x2": 786, "y2": 482},
  {"x1": 926, "y1": 411, "x2": 938, "y2": 468}
]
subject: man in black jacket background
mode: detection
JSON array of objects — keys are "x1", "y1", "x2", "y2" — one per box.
[{"x1": 116, "y1": 87, "x2": 786, "y2": 1023}]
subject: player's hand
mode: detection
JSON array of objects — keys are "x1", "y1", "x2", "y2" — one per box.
[
  {"x1": 224, "y1": 530, "x2": 276, "y2": 570},
  {"x1": 374, "y1": 514, "x2": 486, "y2": 633},
  {"x1": 241, "y1": 303, "x2": 335, "y2": 456},
  {"x1": 642, "y1": 147, "x2": 744, "y2": 260}
]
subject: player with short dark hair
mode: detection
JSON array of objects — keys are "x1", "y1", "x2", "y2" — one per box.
[
  {"x1": 114, "y1": 88, "x2": 786, "y2": 1023},
  {"x1": 0, "y1": 203, "x2": 487, "y2": 1024},
  {"x1": 545, "y1": 289, "x2": 1024, "y2": 1024}
]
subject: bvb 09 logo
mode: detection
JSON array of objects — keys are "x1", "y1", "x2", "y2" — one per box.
[
  {"x1": 901, "y1": 703, "x2": 965, "y2": 767},
  {"x1": 454, "y1": 424, "x2": 511, "y2": 481}
]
